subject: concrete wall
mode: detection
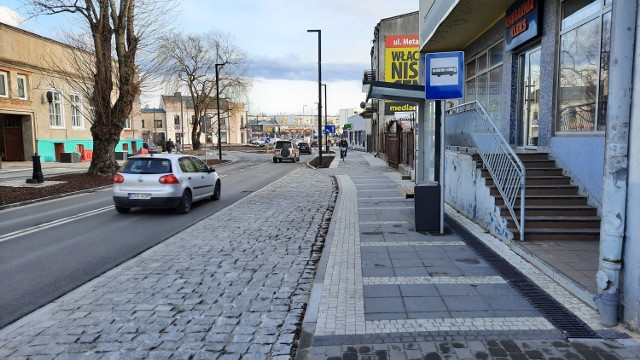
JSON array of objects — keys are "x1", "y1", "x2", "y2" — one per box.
[
  {"x1": 444, "y1": 149, "x2": 513, "y2": 242},
  {"x1": 550, "y1": 137, "x2": 605, "y2": 205}
]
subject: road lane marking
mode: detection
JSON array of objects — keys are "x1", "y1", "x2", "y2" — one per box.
[{"x1": 0, "y1": 206, "x2": 113, "y2": 243}]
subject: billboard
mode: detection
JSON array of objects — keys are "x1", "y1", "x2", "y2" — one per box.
[
  {"x1": 384, "y1": 35, "x2": 419, "y2": 114},
  {"x1": 385, "y1": 35, "x2": 419, "y2": 84}
]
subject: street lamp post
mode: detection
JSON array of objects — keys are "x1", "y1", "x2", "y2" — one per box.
[
  {"x1": 307, "y1": 29, "x2": 322, "y2": 166},
  {"x1": 322, "y1": 83, "x2": 328, "y2": 153},
  {"x1": 215, "y1": 63, "x2": 225, "y2": 161}
]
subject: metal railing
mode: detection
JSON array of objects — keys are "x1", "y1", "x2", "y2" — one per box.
[{"x1": 445, "y1": 101, "x2": 526, "y2": 240}]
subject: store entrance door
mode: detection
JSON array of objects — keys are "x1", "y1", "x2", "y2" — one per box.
[{"x1": 518, "y1": 46, "x2": 541, "y2": 148}]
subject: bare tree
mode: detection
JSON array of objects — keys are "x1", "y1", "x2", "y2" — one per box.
[
  {"x1": 22, "y1": 0, "x2": 174, "y2": 174},
  {"x1": 159, "y1": 31, "x2": 251, "y2": 150}
]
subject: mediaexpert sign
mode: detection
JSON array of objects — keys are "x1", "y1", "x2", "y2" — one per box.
[
  {"x1": 385, "y1": 35, "x2": 419, "y2": 114},
  {"x1": 425, "y1": 51, "x2": 464, "y2": 100}
]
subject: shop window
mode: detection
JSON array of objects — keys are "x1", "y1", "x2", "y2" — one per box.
[
  {"x1": 48, "y1": 89, "x2": 64, "y2": 128},
  {"x1": 464, "y1": 42, "x2": 504, "y2": 117},
  {"x1": 465, "y1": 78, "x2": 476, "y2": 102},
  {"x1": 561, "y1": 0, "x2": 599, "y2": 29},
  {"x1": 557, "y1": 0, "x2": 611, "y2": 133},
  {"x1": 488, "y1": 67, "x2": 503, "y2": 121},
  {"x1": 489, "y1": 43, "x2": 504, "y2": 67}
]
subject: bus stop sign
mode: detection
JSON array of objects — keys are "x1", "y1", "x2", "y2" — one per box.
[{"x1": 425, "y1": 51, "x2": 464, "y2": 100}]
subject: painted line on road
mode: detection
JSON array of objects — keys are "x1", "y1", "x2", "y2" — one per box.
[{"x1": 0, "y1": 206, "x2": 113, "y2": 243}]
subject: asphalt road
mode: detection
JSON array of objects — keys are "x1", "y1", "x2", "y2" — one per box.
[{"x1": 0, "y1": 152, "x2": 312, "y2": 329}]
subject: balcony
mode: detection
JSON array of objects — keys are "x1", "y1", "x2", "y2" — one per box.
[{"x1": 362, "y1": 70, "x2": 375, "y2": 93}]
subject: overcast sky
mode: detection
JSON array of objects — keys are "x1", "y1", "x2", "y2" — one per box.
[{"x1": 1, "y1": 1, "x2": 418, "y2": 115}]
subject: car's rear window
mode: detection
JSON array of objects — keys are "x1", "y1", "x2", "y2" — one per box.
[
  {"x1": 120, "y1": 159, "x2": 172, "y2": 174},
  {"x1": 275, "y1": 141, "x2": 292, "y2": 149}
]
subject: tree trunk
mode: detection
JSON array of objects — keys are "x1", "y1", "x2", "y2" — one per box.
[{"x1": 88, "y1": 128, "x2": 120, "y2": 175}]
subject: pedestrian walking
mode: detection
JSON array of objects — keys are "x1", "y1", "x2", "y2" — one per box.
[
  {"x1": 166, "y1": 138, "x2": 175, "y2": 154},
  {"x1": 139, "y1": 143, "x2": 149, "y2": 154}
]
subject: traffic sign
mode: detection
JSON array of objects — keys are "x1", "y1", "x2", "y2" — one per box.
[
  {"x1": 265, "y1": 137, "x2": 270, "y2": 144},
  {"x1": 324, "y1": 125, "x2": 336, "y2": 133},
  {"x1": 425, "y1": 51, "x2": 464, "y2": 100}
]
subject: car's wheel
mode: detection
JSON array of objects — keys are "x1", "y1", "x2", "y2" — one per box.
[
  {"x1": 114, "y1": 205, "x2": 130, "y2": 214},
  {"x1": 273, "y1": 157, "x2": 277, "y2": 163},
  {"x1": 176, "y1": 190, "x2": 192, "y2": 214},
  {"x1": 278, "y1": 159, "x2": 282, "y2": 163},
  {"x1": 211, "y1": 181, "x2": 221, "y2": 201}
]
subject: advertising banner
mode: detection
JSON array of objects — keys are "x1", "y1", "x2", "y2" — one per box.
[
  {"x1": 384, "y1": 35, "x2": 419, "y2": 114},
  {"x1": 385, "y1": 35, "x2": 419, "y2": 84}
]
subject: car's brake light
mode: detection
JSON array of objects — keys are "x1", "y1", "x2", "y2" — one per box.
[
  {"x1": 159, "y1": 174, "x2": 180, "y2": 184},
  {"x1": 113, "y1": 174, "x2": 124, "y2": 183}
]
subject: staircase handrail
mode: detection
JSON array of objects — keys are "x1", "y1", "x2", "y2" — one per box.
[{"x1": 446, "y1": 101, "x2": 526, "y2": 240}]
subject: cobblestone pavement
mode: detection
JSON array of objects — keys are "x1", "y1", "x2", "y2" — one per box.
[
  {"x1": 3, "y1": 151, "x2": 640, "y2": 360},
  {"x1": 296, "y1": 152, "x2": 640, "y2": 360},
  {"x1": 0, "y1": 167, "x2": 336, "y2": 359}
]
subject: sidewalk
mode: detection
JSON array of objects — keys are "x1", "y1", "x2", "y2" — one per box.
[
  {"x1": 0, "y1": 152, "x2": 639, "y2": 359},
  {"x1": 297, "y1": 152, "x2": 640, "y2": 359}
]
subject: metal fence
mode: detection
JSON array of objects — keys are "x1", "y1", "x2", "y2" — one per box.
[{"x1": 446, "y1": 101, "x2": 526, "y2": 240}]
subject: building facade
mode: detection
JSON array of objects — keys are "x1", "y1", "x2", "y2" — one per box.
[
  {"x1": 366, "y1": 11, "x2": 419, "y2": 161},
  {"x1": 0, "y1": 23, "x2": 142, "y2": 162},
  {"x1": 160, "y1": 95, "x2": 247, "y2": 149},
  {"x1": 418, "y1": 0, "x2": 639, "y2": 330}
]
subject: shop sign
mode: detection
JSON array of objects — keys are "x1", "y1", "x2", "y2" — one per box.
[
  {"x1": 384, "y1": 102, "x2": 417, "y2": 114},
  {"x1": 505, "y1": 0, "x2": 541, "y2": 51}
]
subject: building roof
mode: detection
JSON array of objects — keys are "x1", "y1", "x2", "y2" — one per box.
[{"x1": 141, "y1": 108, "x2": 165, "y2": 113}]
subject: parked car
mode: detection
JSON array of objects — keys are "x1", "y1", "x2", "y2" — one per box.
[
  {"x1": 249, "y1": 138, "x2": 266, "y2": 147},
  {"x1": 298, "y1": 141, "x2": 312, "y2": 154},
  {"x1": 112, "y1": 154, "x2": 221, "y2": 214},
  {"x1": 272, "y1": 140, "x2": 300, "y2": 163}
]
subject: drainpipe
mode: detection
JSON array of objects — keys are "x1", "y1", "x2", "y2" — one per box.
[{"x1": 594, "y1": 0, "x2": 637, "y2": 327}]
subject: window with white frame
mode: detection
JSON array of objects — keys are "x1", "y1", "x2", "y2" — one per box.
[
  {"x1": 124, "y1": 116, "x2": 131, "y2": 129},
  {"x1": 70, "y1": 93, "x2": 83, "y2": 128},
  {"x1": 48, "y1": 89, "x2": 64, "y2": 127},
  {"x1": 464, "y1": 42, "x2": 504, "y2": 121},
  {"x1": 557, "y1": 0, "x2": 612, "y2": 133},
  {"x1": 0, "y1": 71, "x2": 8, "y2": 97},
  {"x1": 17, "y1": 75, "x2": 27, "y2": 100}
]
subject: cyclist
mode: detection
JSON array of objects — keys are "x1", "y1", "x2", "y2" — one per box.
[{"x1": 338, "y1": 137, "x2": 349, "y2": 160}]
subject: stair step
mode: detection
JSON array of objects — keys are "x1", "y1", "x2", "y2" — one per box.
[
  {"x1": 515, "y1": 152, "x2": 551, "y2": 161},
  {"x1": 485, "y1": 176, "x2": 571, "y2": 186},
  {"x1": 495, "y1": 195, "x2": 588, "y2": 206},
  {"x1": 521, "y1": 160, "x2": 557, "y2": 168},
  {"x1": 507, "y1": 216, "x2": 601, "y2": 229},
  {"x1": 491, "y1": 185, "x2": 579, "y2": 196},
  {"x1": 501, "y1": 205, "x2": 598, "y2": 216},
  {"x1": 481, "y1": 168, "x2": 563, "y2": 177},
  {"x1": 512, "y1": 228, "x2": 600, "y2": 241}
]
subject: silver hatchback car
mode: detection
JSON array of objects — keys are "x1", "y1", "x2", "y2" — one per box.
[{"x1": 113, "y1": 154, "x2": 221, "y2": 214}]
